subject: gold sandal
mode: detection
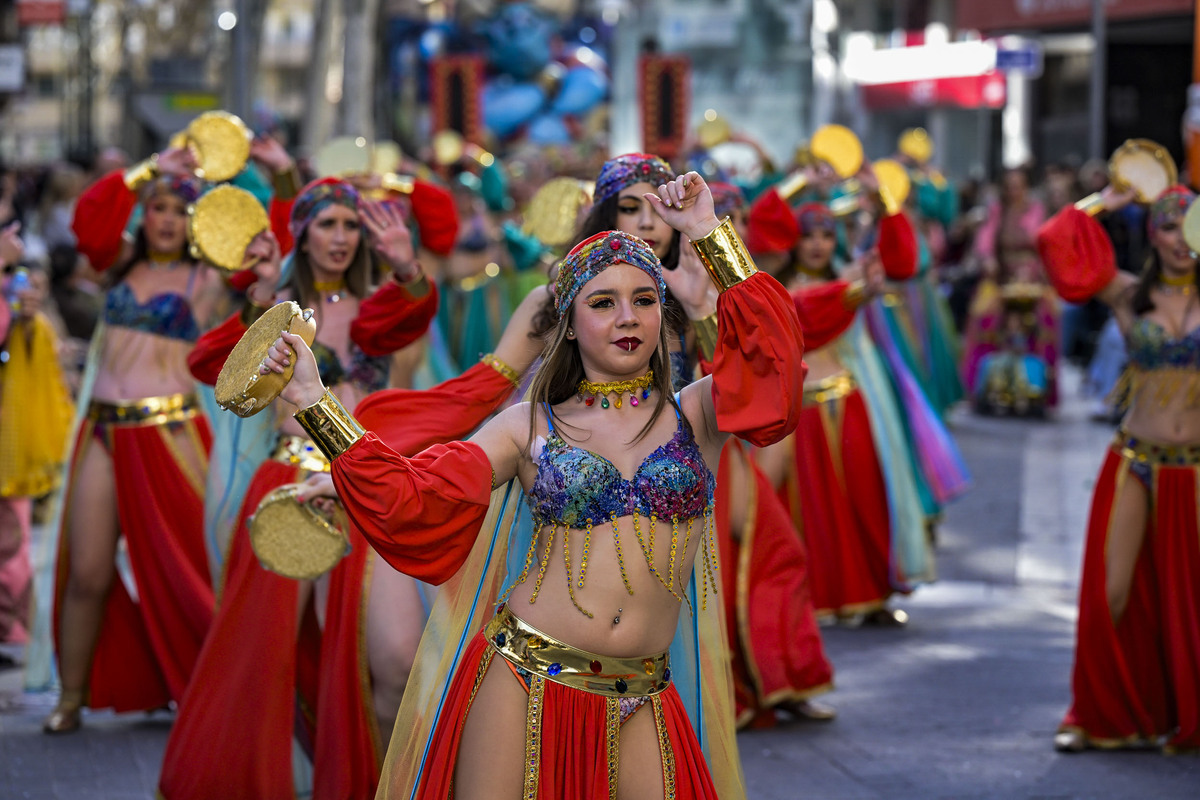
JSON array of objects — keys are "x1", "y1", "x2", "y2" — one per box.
[{"x1": 43, "y1": 690, "x2": 85, "y2": 734}]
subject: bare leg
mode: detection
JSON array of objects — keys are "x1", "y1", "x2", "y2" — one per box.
[
  {"x1": 453, "y1": 658, "x2": 527, "y2": 799},
  {"x1": 1104, "y1": 474, "x2": 1150, "y2": 624},
  {"x1": 365, "y1": 553, "x2": 425, "y2": 747},
  {"x1": 617, "y1": 704, "x2": 666, "y2": 800},
  {"x1": 48, "y1": 438, "x2": 120, "y2": 731}
]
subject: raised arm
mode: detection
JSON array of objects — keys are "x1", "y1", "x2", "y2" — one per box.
[{"x1": 1036, "y1": 185, "x2": 1138, "y2": 313}]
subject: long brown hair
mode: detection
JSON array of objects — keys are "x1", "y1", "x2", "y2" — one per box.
[
  {"x1": 290, "y1": 225, "x2": 373, "y2": 307},
  {"x1": 525, "y1": 290, "x2": 679, "y2": 451},
  {"x1": 1130, "y1": 248, "x2": 1200, "y2": 316}
]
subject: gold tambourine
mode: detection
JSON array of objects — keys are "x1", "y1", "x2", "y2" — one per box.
[
  {"x1": 372, "y1": 140, "x2": 404, "y2": 175},
  {"x1": 898, "y1": 127, "x2": 934, "y2": 165},
  {"x1": 697, "y1": 112, "x2": 731, "y2": 150},
  {"x1": 873, "y1": 158, "x2": 912, "y2": 214},
  {"x1": 187, "y1": 185, "x2": 270, "y2": 272},
  {"x1": 1182, "y1": 198, "x2": 1200, "y2": 253},
  {"x1": 523, "y1": 177, "x2": 594, "y2": 249},
  {"x1": 215, "y1": 302, "x2": 317, "y2": 418},
  {"x1": 810, "y1": 124, "x2": 864, "y2": 180},
  {"x1": 1109, "y1": 139, "x2": 1177, "y2": 204},
  {"x1": 249, "y1": 485, "x2": 349, "y2": 580},
  {"x1": 314, "y1": 136, "x2": 372, "y2": 178},
  {"x1": 186, "y1": 111, "x2": 252, "y2": 182}
]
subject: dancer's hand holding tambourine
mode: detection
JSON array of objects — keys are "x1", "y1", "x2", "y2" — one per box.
[{"x1": 260, "y1": 327, "x2": 326, "y2": 410}]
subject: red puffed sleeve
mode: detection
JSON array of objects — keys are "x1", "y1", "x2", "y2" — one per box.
[
  {"x1": 746, "y1": 189, "x2": 799, "y2": 255},
  {"x1": 332, "y1": 437, "x2": 493, "y2": 582},
  {"x1": 1036, "y1": 206, "x2": 1118, "y2": 303},
  {"x1": 270, "y1": 195, "x2": 296, "y2": 257},
  {"x1": 792, "y1": 280, "x2": 857, "y2": 349},
  {"x1": 355, "y1": 361, "x2": 515, "y2": 450},
  {"x1": 878, "y1": 212, "x2": 918, "y2": 280},
  {"x1": 711, "y1": 272, "x2": 807, "y2": 446},
  {"x1": 410, "y1": 180, "x2": 459, "y2": 256},
  {"x1": 349, "y1": 278, "x2": 440, "y2": 357},
  {"x1": 71, "y1": 171, "x2": 137, "y2": 272},
  {"x1": 188, "y1": 311, "x2": 246, "y2": 386}
]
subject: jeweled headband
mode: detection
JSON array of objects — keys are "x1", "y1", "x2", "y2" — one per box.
[
  {"x1": 144, "y1": 174, "x2": 204, "y2": 205},
  {"x1": 1149, "y1": 184, "x2": 1195, "y2": 237},
  {"x1": 555, "y1": 230, "x2": 666, "y2": 315},
  {"x1": 795, "y1": 202, "x2": 836, "y2": 237},
  {"x1": 290, "y1": 178, "x2": 360, "y2": 241},
  {"x1": 709, "y1": 181, "x2": 746, "y2": 219},
  {"x1": 594, "y1": 153, "x2": 675, "y2": 205}
]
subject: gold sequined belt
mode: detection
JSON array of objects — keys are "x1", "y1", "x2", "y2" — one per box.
[
  {"x1": 270, "y1": 434, "x2": 332, "y2": 473},
  {"x1": 1114, "y1": 430, "x2": 1200, "y2": 468},
  {"x1": 87, "y1": 393, "x2": 199, "y2": 426},
  {"x1": 803, "y1": 372, "x2": 856, "y2": 405},
  {"x1": 484, "y1": 605, "x2": 670, "y2": 698}
]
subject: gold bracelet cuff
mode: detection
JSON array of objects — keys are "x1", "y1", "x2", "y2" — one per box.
[
  {"x1": 381, "y1": 173, "x2": 416, "y2": 195},
  {"x1": 843, "y1": 279, "x2": 867, "y2": 309},
  {"x1": 294, "y1": 390, "x2": 365, "y2": 461},
  {"x1": 123, "y1": 157, "x2": 159, "y2": 191},
  {"x1": 481, "y1": 353, "x2": 521, "y2": 387},
  {"x1": 272, "y1": 165, "x2": 303, "y2": 200},
  {"x1": 396, "y1": 271, "x2": 431, "y2": 299},
  {"x1": 690, "y1": 217, "x2": 758, "y2": 292},
  {"x1": 1074, "y1": 192, "x2": 1105, "y2": 217},
  {"x1": 692, "y1": 313, "x2": 719, "y2": 361}
]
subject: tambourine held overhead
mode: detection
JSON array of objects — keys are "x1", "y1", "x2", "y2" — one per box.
[
  {"x1": 215, "y1": 301, "x2": 318, "y2": 418},
  {"x1": 1108, "y1": 139, "x2": 1177, "y2": 204},
  {"x1": 186, "y1": 111, "x2": 252, "y2": 183}
]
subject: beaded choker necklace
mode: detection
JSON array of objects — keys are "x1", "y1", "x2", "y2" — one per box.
[
  {"x1": 148, "y1": 250, "x2": 184, "y2": 269},
  {"x1": 314, "y1": 278, "x2": 346, "y2": 303},
  {"x1": 1159, "y1": 272, "x2": 1196, "y2": 295},
  {"x1": 576, "y1": 370, "x2": 653, "y2": 409}
]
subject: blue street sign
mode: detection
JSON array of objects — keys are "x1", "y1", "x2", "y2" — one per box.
[{"x1": 995, "y1": 45, "x2": 1043, "y2": 78}]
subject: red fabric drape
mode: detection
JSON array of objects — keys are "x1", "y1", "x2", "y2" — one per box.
[{"x1": 1036, "y1": 207, "x2": 1118, "y2": 303}]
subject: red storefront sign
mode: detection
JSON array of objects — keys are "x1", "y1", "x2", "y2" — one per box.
[
  {"x1": 860, "y1": 71, "x2": 1007, "y2": 111},
  {"x1": 17, "y1": 0, "x2": 65, "y2": 26},
  {"x1": 958, "y1": 0, "x2": 1192, "y2": 32}
]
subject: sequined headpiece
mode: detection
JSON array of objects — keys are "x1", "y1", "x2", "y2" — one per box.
[
  {"x1": 594, "y1": 153, "x2": 675, "y2": 205},
  {"x1": 144, "y1": 174, "x2": 204, "y2": 205},
  {"x1": 795, "y1": 202, "x2": 836, "y2": 236},
  {"x1": 709, "y1": 181, "x2": 746, "y2": 219},
  {"x1": 555, "y1": 230, "x2": 666, "y2": 315},
  {"x1": 290, "y1": 178, "x2": 360, "y2": 241},
  {"x1": 1149, "y1": 185, "x2": 1195, "y2": 237}
]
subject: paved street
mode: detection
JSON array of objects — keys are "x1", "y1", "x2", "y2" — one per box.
[{"x1": 2, "y1": 367, "x2": 1198, "y2": 799}]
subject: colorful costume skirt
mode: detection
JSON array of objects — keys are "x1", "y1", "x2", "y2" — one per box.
[
  {"x1": 961, "y1": 280, "x2": 1059, "y2": 409},
  {"x1": 159, "y1": 435, "x2": 381, "y2": 800},
  {"x1": 780, "y1": 375, "x2": 894, "y2": 617},
  {"x1": 716, "y1": 440, "x2": 833, "y2": 727},
  {"x1": 1060, "y1": 432, "x2": 1200, "y2": 752},
  {"x1": 411, "y1": 605, "x2": 719, "y2": 799}
]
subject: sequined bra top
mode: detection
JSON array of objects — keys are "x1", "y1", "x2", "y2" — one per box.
[
  {"x1": 528, "y1": 402, "x2": 715, "y2": 529},
  {"x1": 1126, "y1": 319, "x2": 1200, "y2": 371},
  {"x1": 311, "y1": 341, "x2": 391, "y2": 394},
  {"x1": 103, "y1": 277, "x2": 200, "y2": 342}
]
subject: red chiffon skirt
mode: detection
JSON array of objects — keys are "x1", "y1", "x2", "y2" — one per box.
[
  {"x1": 779, "y1": 387, "x2": 893, "y2": 617},
  {"x1": 1060, "y1": 441, "x2": 1200, "y2": 751},
  {"x1": 159, "y1": 458, "x2": 379, "y2": 800},
  {"x1": 716, "y1": 441, "x2": 833, "y2": 727},
  {"x1": 53, "y1": 413, "x2": 213, "y2": 711},
  {"x1": 408, "y1": 631, "x2": 719, "y2": 799}
]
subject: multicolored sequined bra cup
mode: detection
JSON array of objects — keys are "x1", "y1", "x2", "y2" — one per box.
[
  {"x1": 1115, "y1": 318, "x2": 1200, "y2": 408},
  {"x1": 513, "y1": 400, "x2": 719, "y2": 618},
  {"x1": 103, "y1": 281, "x2": 200, "y2": 342}
]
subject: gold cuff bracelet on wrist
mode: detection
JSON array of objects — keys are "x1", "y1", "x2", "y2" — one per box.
[
  {"x1": 843, "y1": 279, "x2": 868, "y2": 309},
  {"x1": 692, "y1": 313, "x2": 719, "y2": 361},
  {"x1": 381, "y1": 173, "x2": 416, "y2": 195},
  {"x1": 123, "y1": 157, "x2": 159, "y2": 191},
  {"x1": 396, "y1": 271, "x2": 431, "y2": 299},
  {"x1": 1074, "y1": 192, "x2": 1106, "y2": 217},
  {"x1": 690, "y1": 217, "x2": 759, "y2": 292},
  {"x1": 272, "y1": 166, "x2": 303, "y2": 200},
  {"x1": 481, "y1": 353, "x2": 521, "y2": 387},
  {"x1": 294, "y1": 390, "x2": 365, "y2": 461}
]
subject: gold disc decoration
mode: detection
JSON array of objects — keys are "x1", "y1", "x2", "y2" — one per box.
[
  {"x1": 186, "y1": 111, "x2": 252, "y2": 182},
  {"x1": 187, "y1": 185, "x2": 270, "y2": 272},
  {"x1": 1109, "y1": 139, "x2": 1178, "y2": 204},
  {"x1": 697, "y1": 112, "x2": 731, "y2": 150},
  {"x1": 215, "y1": 302, "x2": 318, "y2": 418},
  {"x1": 249, "y1": 485, "x2": 350, "y2": 579},
  {"x1": 1182, "y1": 197, "x2": 1200, "y2": 253},
  {"x1": 873, "y1": 158, "x2": 912, "y2": 213},
  {"x1": 371, "y1": 140, "x2": 405, "y2": 175},
  {"x1": 810, "y1": 124, "x2": 863, "y2": 180},
  {"x1": 898, "y1": 128, "x2": 934, "y2": 165},
  {"x1": 314, "y1": 136, "x2": 372, "y2": 178},
  {"x1": 522, "y1": 177, "x2": 594, "y2": 249}
]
